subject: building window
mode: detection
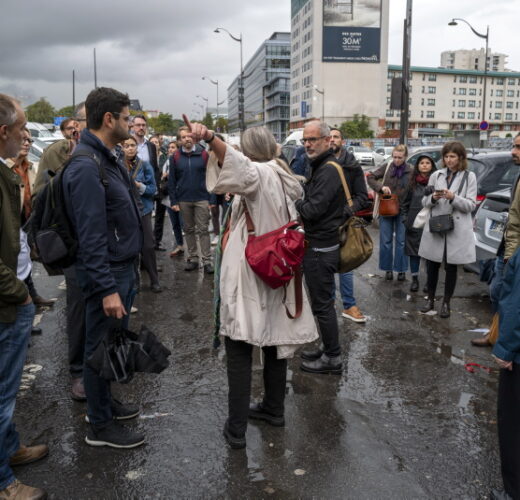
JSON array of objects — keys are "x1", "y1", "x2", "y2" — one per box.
[
  {"x1": 495, "y1": 101, "x2": 503, "y2": 109},
  {"x1": 459, "y1": 76, "x2": 467, "y2": 83},
  {"x1": 388, "y1": 71, "x2": 394, "y2": 79},
  {"x1": 506, "y1": 113, "x2": 513, "y2": 120},
  {"x1": 457, "y1": 112, "x2": 465, "y2": 119},
  {"x1": 453, "y1": 88, "x2": 457, "y2": 95},
  {"x1": 386, "y1": 96, "x2": 390, "y2": 104},
  {"x1": 469, "y1": 76, "x2": 477, "y2": 84},
  {"x1": 496, "y1": 89, "x2": 504, "y2": 97},
  {"x1": 468, "y1": 112, "x2": 475, "y2": 119},
  {"x1": 428, "y1": 86, "x2": 436, "y2": 94},
  {"x1": 469, "y1": 88, "x2": 477, "y2": 96},
  {"x1": 428, "y1": 74, "x2": 437, "y2": 81},
  {"x1": 507, "y1": 90, "x2": 515, "y2": 97},
  {"x1": 452, "y1": 100, "x2": 456, "y2": 107},
  {"x1": 386, "y1": 109, "x2": 394, "y2": 117},
  {"x1": 421, "y1": 98, "x2": 424, "y2": 106},
  {"x1": 427, "y1": 98, "x2": 435, "y2": 106},
  {"x1": 507, "y1": 102, "x2": 514, "y2": 109},
  {"x1": 387, "y1": 83, "x2": 391, "y2": 92},
  {"x1": 496, "y1": 78, "x2": 504, "y2": 85},
  {"x1": 468, "y1": 100, "x2": 476, "y2": 108},
  {"x1": 459, "y1": 88, "x2": 467, "y2": 95},
  {"x1": 508, "y1": 78, "x2": 516, "y2": 85},
  {"x1": 458, "y1": 100, "x2": 466, "y2": 107},
  {"x1": 420, "y1": 110, "x2": 424, "y2": 118},
  {"x1": 426, "y1": 110, "x2": 435, "y2": 118}
]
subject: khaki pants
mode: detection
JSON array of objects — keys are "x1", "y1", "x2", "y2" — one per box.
[{"x1": 179, "y1": 200, "x2": 211, "y2": 264}]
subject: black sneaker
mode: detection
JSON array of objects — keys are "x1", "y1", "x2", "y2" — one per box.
[
  {"x1": 248, "y1": 402, "x2": 285, "y2": 427},
  {"x1": 204, "y1": 263, "x2": 214, "y2": 275},
  {"x1": 85, "y1": 421, "x2": 145, "y2": 449},
  {"x1": 223, "y1": 420, "x2": 246, "y2": 449},
  {"x1": 85, "y1": 399, "x2": 139, "y2": 423},
  {"x1": 184, "y1": 261, "x2": 199, "y2": 271}
]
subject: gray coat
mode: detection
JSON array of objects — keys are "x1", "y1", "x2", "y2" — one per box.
[{"x1": 418, "y1": 168, "x2": 477, "y2": 264}]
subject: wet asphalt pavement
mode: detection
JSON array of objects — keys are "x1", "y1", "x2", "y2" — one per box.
[{"x1": 15, "y1": 225, "x2": 502, "y2": 499}]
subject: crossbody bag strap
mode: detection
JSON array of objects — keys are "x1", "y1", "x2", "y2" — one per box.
[
  {"x1": 282, "y1": 266, "x2": 303, "y2": 319},
  {"x1": 327, "y1": 161, "x2": 353, "y2": 208}
]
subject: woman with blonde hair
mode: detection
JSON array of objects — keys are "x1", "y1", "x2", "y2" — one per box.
[
  {"x1": 418, "y1": 141, "x2": 477, "y2": 317},
  {"x1": 184, "y1": 115, "x2": 318, "y2": 450}
]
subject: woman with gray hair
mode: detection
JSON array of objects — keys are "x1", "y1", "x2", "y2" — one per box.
[{"x1": 182, "y1": 115, "x2": 318, "y2": 450}]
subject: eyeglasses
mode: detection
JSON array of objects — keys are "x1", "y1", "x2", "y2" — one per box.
[
  {"x1": 300, "y1": 136, "x2": 326, "y2": 145},
  {"x1": 133, "y1": 123, "x2": 146, "y2": 128},
  {"x1": 64, "y1": 126, "x2": 76, "y2": 131},
  {"x1": 111, "y1": 112, "x2": 131, "y2": 122},
  {"x1": 512, "y1": 143, "x2": 520, "y2": 150},
  {"x1": 23, "y1": 138, "x2": 34, "y2": 144}
]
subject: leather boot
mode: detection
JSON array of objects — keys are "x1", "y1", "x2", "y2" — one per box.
[
  {"x1": 440, "y1": 298, "x2": 451, "y2": 318},
  {"x1": 10, "y1": 445, "x2": 49, "y2": 466},
  {"x1": 410, "y1": 276, "x2": 419, "y2": 292},
  {"x1": 0, "y1": 480, "x2": 47, "y2": 500},
  {"x1": 300, "y1": 354, "x2": 343, "y2": 375},
  {"x1": 420, "y1": 294, "x2": 435, "y2": 313},
  {"x1": 300, "y1": 345, "x2": 323, "y2": 361}
]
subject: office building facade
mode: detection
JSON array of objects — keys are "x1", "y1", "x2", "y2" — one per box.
[{"x1": 440, "y1": 48, "x2": 508, "y2": 72}]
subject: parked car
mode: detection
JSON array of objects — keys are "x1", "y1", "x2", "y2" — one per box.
[
  {"x1": 29, "y1": 137, "x2": 50, "y2": 159},
  {"x1": 281, "y1": 144, "x2": 298, "y2": 166},
  {"x1": 26, "y1": 122, "x2": 57, "y2": 144},
  {"x1": 375, "y1": 146, "x2": 394, "y2": 161},
  {"x1": 282, "y1": 129, "x2": 303, "y2": 146},
  {"x1": 407, "y1": 146, "x2": 444, "y2": 167},
  {"x1": 347, "y1": 146, "x2": 385, "y2": 167}
]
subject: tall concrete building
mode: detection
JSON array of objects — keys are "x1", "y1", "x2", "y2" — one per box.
[
  {"x1": 227, "y1": 32, "x2": 290, "y2": 142},
  {"x1": 385, "y1": 65, "x2": 520, "y2": 138},
  {"x1": 289, "y1": 0, "x2": 390, "y2": 133},
  {"x1": 440, "y1": 48, "x2": 508, "y2": 72}
]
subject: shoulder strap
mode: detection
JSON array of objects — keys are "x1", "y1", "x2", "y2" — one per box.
[
  {"x1": 131, "y1": 159, "x2": 143, "y2": 181},
  {"x1": 283, "y1": 267, "x2": 303, "y2": 319},
  {"x1": 67, "y1": 151, "x2": 107, "y2": 188},
  {"x1": 456, "y1": 171, "x2": 469, "y2": 196},
  {"x1": 201, "y1": 149, "x2": 209, "y2": 164},
  {"x1": 173, "y1": 149, "x2": 181, "y2": 164},
  {"x1": 327, "y1": 161, "x2": 353, "y2": 208}
]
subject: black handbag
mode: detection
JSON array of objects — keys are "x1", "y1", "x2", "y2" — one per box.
[{"x1": 428, "y1": 171, "x2": 469, "y2": 234}]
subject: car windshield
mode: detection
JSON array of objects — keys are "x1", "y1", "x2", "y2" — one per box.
[
  {"x1": 468, "y1": 157, "x2": 519, "y2": 196},
  {"x1": 352, "y1": 146, "x2": 371, "y2": 152}
]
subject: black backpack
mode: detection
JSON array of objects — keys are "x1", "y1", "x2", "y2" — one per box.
[{"x1": 30, "y1": 151, "x2": 107, "y2": 273}]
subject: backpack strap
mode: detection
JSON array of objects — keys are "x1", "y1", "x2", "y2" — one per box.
[{"x1": 67, "y1": 151, "x2": 108, "y2": 188}]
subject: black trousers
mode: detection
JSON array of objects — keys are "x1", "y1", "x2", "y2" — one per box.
[
  {"x1": 63, "y1": 265, "x2": 86, "y2": 379},
  {"x1": 153, "y1": 200, "x2": 167, "y2": 246},
  {"x1": 141, "y1": 212, "x2": 159, "y2": 287},
  {"x1": 24, "y1": 272, "x2": 38, "y2": 300},
  {"x1": 302, "y1": 248, "x2": 341, "y2": 357},
  {"x1": 498, "y1": 364, "x2": 520, "y2": 499},
  {"x1": 425, "y1": 259, "x2": 457, "y2": 298},
  {"x1": 225, "y1": 337, "x2": 287, "y2": 437}
]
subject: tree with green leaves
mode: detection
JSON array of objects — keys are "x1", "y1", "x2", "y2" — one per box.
[
  {"x1": 339, "y1": 114, "x2": 374, "y2": 139},
  {"x1": 215, "y1": 117, "x2": 228, "y2": 133},
  {"x1": 56, "y1": 105, "x2": 75, "y2": 117},
  {"x1": 201, "y1": 112, "x2": 214, "y2": 130},
  {"x1": 148, "y1": 113, "x2": 176, "y2": 135},
  {"x1": 26, "y1": 98, "x2": 56, "y2": 123}
]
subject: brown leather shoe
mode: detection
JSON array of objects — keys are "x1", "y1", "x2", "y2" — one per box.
[
  {"x1": 0, "y1": 480, "x2": 47, "y2": 499},
  {"x1": 342, "y1": 306, "x2": 366, "y2": 323},
  {"x1": 471, "y1": 335, "x2": 492, "y2": 347},
  {"x1": 32, "y1": 296, "x2": 56, "y2": 307},
  {"x1": 10, "y1": 445, "x2": 49, "y2": 467},
  {"x1": 71, "y1": 378, "x2": 87, "y2": 402}
]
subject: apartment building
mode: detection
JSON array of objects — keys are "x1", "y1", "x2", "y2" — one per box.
[{"x1": 440, "y1": 48, "x2": 508, "y2": 72}]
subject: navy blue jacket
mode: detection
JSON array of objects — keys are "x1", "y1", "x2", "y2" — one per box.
[
  {"x1": 167, "y1": 145, "x2": 216, "y2": 205},
  {"x1": 63, "y1": 129, "x2": 143, "y2": 298}
]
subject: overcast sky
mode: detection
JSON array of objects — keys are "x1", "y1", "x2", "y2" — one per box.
[{"x1": 0, "y1": 0, "x2": 517, "y2": 118}]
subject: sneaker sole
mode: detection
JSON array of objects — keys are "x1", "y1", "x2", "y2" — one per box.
[
  {"x1": 85, "y1": 412, "x2": 139, "y2": 423},
  {"x1": 300, "y1": 365, "x2": 343, "y2": 375},
  {"x1": 85, "y1": 436, "x2": 145, "y2": 449},
  {"x1": 341, "y1": 313, "x2": 366, "y2": 323}
]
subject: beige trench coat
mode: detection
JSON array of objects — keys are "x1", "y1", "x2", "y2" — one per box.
[{"x1": 206, "y1": 146, "x2": 318, "y2": 359}]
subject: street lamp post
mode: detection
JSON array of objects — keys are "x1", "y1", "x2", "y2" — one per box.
[
  {"x1": 202, "y1": 76, "x2": 219, "y2": 122},
  {"x1": 215, "y1": 27, "x2": 244, "y2": 132},
  {"x1": 196, "y1": 95, "x2": 209, "y2": 118},
  {"x1": 448, "y1": 18, "x2": 489, "y2": 147}
]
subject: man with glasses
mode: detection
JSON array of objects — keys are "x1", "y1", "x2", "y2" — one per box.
[
  {"x1": 295, "y1": 120, "x2": 346, "y2": 375},
  {"x1": 32, "y1": 102, "x2": 90, "y2": 402},
  {"x1": 62, "y1": 87, "x2": 145, "y2": 449},
  {"x1": 133, "y1": 115, "x2": 165, "y2": 251},
  {"x1": 59, "y1": 118, "x2": 79, "y2": 142}
]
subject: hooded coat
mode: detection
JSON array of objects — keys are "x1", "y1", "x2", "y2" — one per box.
[
  {"x1": 206, "y1": 146, "x2": 318, "y2": 359},
  {"x1": 418, "y1": 168, "x2": 477, "y2": 264}
]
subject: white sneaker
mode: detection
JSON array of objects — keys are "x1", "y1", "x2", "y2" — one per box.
[{"x1": 130, "y1": 306, "x2": 138, "y2": 314}]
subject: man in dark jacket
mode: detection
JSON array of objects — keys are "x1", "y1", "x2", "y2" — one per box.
[
  {"x1": 296, "y1": 120, "x2": 346, "y2": 374},
  {"x1": 63, "y1": 87, "x2": 144, "y2": 450},
  {"x1": 168, "y1": 126, "x2": 215, "y2": 274},
  {"x1": 330, "y1": 128, "x2": 369, "y2": 323},
  {"x1": 0, "y1": 94, "x2": 47, "y2": 500}
]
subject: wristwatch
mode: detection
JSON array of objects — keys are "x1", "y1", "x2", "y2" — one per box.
[{"x1": 206, "y1": 132, "x2": 216, "y2": 143}]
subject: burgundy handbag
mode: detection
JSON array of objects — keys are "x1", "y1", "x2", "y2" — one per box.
[{"x1": 242, "y1": 173, "x2": 305, "y2": 318}]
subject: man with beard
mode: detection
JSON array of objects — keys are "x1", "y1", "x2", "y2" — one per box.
[
  {"x1": 329, "y1": 128, "x2": 368, "y2": 323},
  {"x1": 295, "y1": 120, "x2": 346, "y2": 374},
  {"x1": 63, "y1": 87, "x2": 145, "y2": 449},
  {"x1": 490, "y1": 132, "x2": 520, "y2": 500}
]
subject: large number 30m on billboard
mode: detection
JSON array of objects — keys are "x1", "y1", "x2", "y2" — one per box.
[{"x1": 322, "y1": 0, "x2": 382, "y2": 63}]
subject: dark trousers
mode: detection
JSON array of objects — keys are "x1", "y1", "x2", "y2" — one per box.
[
  {"x1": 167, "y1": 207, "x2": 184, "y2": 247},
  {"x1": 24, "y1": 272, "x2": 38, "y2": 300},
  {"x1": 303, "y1": 248, "x2": 341, "y2": 357},
  {"x1": 425, "y1": 259, "x2": 457, "y2": 298},
  {"x1": 225, "y1": 337, "x2": 287, "y2": 437},
  {"x1": 141, "y1": 212, "x2": 159, "y2": 287},
  {"x1": 77, "y1": 262, "x2": 135, "y2": 427},
  {"x1": 210, "y1": 204, "x2": 221, "y2": 237},
  {"x1": 63, "y1": 265, "x2": 86, "y2": 379},
  {"x1": 497, "y1": 365, "x2": 520, "y2": 499},
  {"x1": 153, "y1": 200, "x2": 167, "y2": 246}
]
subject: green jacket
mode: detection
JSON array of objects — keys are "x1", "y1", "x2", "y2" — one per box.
[
  {"x1": 505, "y1": 179, "x2": 520, "y2": 260},
  {"x1": 32, "y1": 138, "x2": 71, "y2": 197},
  {"x1": 0, "y1": 159, "x2": 29, "y2": 322}
]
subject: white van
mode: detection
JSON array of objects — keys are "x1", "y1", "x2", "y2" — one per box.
[
  {"x1": 282, "y1": 129, "x2": 303, "y2": 146},
  {"x1": 26, "y1": 122, "x2": 57, "y2": 144}
]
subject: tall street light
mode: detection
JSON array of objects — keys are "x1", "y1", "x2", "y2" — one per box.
[
  {"x1": 196, "y1": 95, "x2": 209, "y2": 117},
  {"x1": 448, "y1": 18, "x2": 489, "y2": 147},
  {"x1": 215, "y1": 27, "x2": 244, "y2": 132},
  {"x1": 202, "y1": 76, "x2": 219, "y2": 122}
]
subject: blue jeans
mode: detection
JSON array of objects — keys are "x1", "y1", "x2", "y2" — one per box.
[
  {"x1": 409, "y1": 255, "x2": 421, "y2": 275},
  {"x1": 77, "y1": 262, "x2": 135, "y2": 427},
  {"x1": 167, "y1": 208, "x2": 184, "y2": 247},
  {"x1": 339, "y1": 272, "x2": 355, "y2": 309},
  {"x1": 490, "y1": 255, "x2": 506, "y2": 313},
  {"x1": 379, "y1": 215, "x2": 408, "y2": 273},
  {"x1": 0, "y1": 303, "x2": 35, "y2": 490}
]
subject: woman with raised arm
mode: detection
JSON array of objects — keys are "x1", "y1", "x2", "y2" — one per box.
[{"x1": 183, "y1": 115, "x2": 318, "y2": 450}]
